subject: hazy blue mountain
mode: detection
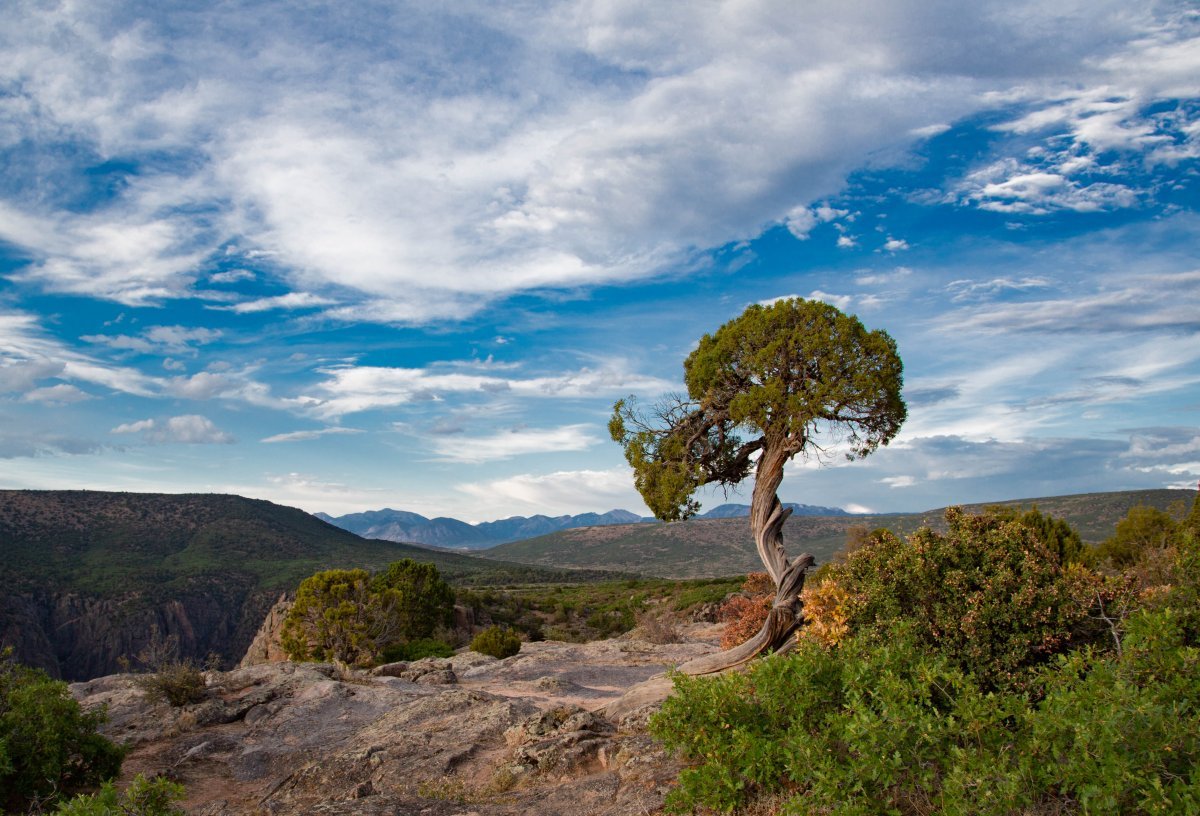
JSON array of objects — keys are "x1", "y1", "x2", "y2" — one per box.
[
  {"x1": 700, "y1": 502, "x2": 851, "y2": 519},
  {"x1": 319, "y1": 507, "x2": 655, "y2": 549}
]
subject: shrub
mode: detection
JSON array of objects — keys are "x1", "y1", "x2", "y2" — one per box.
[
  {"x1": 718, "y1": 572, "x2": 772, "y2": 649},
  {"x1": 634, "y1": 610, "x2": 680, "y2": 644},
  {"x1": 281, "y1": 560, "x2": 456, "y2": 666},
  {"x1": 830, "y1": 507, "x2": 1091, "y2": 687},
  {"x1": 1095, "y1": 504, "x2": 1182, "y2": 568},
  {"x1": 133, "y1": 661, "x2": 207, "y2": 707},
  {"x1": 371, "y1": 559, "x2": 455, "y2": 641},
  {"x1": 52, "y1": 773, "x2": 185, "y2": 816},
  {"x1": 470, "y1": 626, "x2": 521, "y2": 659},
  {"x1": 1, "y1": 655, "x2": 125, "y2": 812},
  {"x1": 378, "y1": 638, "x2": 455, "y2": 663},
  {"x1": 653, "y1": 611, "x2": 1200, "y2": 815}
]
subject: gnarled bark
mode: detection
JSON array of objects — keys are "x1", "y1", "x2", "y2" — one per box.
[{"x1": 603, "y1": 442, "x2": 814, "y2": 720}]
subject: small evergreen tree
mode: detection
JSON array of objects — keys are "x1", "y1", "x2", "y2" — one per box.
[{"x1": 280, "y1": 561, "x2": 455, "y2": 666}]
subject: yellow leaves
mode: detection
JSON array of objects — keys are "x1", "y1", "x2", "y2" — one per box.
[{"x1": 800, "y1": 579, "x2": 851, "y2": 647}]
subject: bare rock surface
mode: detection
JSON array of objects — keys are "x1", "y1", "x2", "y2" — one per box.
[{"x1": 72, "y1": 626, "x2": 722, "y2": 816}]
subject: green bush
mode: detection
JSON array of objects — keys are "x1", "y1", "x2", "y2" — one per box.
[
  {"x1": 653, "y1": 611, "x2": 1200, "y2": 815},
  {"x1": 650, "y1": 506, "x2": 1200, "y2": 815},
  {"x1": 281, "y1": 560, "x2": 456, "y2": 665},
  {"x1": 52, "y1": 773, "x2": 185, "y2": 816},
  {"x1": 378, "y1": 638, "x2": 455, "y2": 663},
  {"x1": 470, "y1": 625, "x2": 521, "y2": 659},
  {"x1": 1095, "y1": 504, "x2": 1182, "y2": 567},
  {"x1": 133, "y1": 661, "x2": 207, "y2": 707},
  {"x1": 1, "y1": 656, "x2": 125, "y2": 813},
  {"x1": 832, "y1": 507, "x2": 1091, "y2": 687}
]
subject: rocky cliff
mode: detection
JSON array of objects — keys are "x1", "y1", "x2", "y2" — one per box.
[{"x1": 1, "y1": 586, "x2": 278, "y2": 680}]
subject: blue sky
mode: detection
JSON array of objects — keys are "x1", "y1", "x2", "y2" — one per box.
[{"x1": 1, "y1": 1, "x2": 1198, "y2": 521}]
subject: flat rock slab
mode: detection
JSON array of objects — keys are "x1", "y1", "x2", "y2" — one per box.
[{"x1": 71, "y1": 630, "x2": 721, "y2": 816}]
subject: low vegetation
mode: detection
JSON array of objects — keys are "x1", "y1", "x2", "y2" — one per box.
[
  {"x1": 280, "y1": 559, "x2": 456, "y2": 666},
  {"x1": 0, "y1": 652, "x2": 125, "y2": 813},
  {"x1": 458, "y1": 576, "x2": 742, "y2": 644},
  {"x1": 652, "y1": 500, "x2": 1200, "y2": 815},
  {"x1": 51, "y1": 774, "x2": 185, "y2": 816},
  {"x1": 469, "y1": 625, "x2": 522, "y2": 659}
]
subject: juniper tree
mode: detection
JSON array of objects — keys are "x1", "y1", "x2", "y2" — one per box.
[{"x1": 611, "y1": 298, "x2": 905, "y2": 672}]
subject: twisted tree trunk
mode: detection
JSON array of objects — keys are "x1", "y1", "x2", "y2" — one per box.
[
  {"x1": 604, "y1": 442, "x2": 815, "y2": 719},
  {"x1": 675, "y1": 441, "x2": 814, "y2": 676}
]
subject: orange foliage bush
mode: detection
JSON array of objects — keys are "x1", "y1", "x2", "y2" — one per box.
[
  {"x1": 799, "y1": 579, "x2": 851, "y2": 647},
  {"x1": 719, "y1": 573, "x2": 773, "y2": 649}
]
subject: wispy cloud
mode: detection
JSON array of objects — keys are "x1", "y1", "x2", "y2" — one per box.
[
  {"x1": 429, "y1": 424, "x2": 600, "y2": 463},
  {"x1": 310, "y1": 361, "x2": 673, "y2": 418},
  {"x1": 456, "y1": 466, "x2": 646, "y2": 518},
  {"x1": 261, "y1": 427, "x2": 363, "y2": 444},
  {"x1": 2, "y1": 3, "x2": 1187, "y2": 322}
]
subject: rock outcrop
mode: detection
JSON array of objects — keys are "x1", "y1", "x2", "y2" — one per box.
[{"x1": 72, "y1": 628, "x2": 723, "y2": 816}]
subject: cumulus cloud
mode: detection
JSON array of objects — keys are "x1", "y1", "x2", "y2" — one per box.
[
  {"x1": 111, "y1": 414, "x2": 234, "y2": 444},
  {"x1": 954, "y1": 161, "x2": 1140, "y2": 214}
]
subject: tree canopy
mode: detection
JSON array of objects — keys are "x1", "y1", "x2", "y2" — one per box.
[
  {"x1": 610, "y1": 297, "x2": 906, "y2": 522},
  {"x1": 610, "y1": 298, "x2": 906, "y2": 671}
]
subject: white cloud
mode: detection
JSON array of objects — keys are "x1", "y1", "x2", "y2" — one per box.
[
  {"x1": 110, "y1": 414, "x2": 234, "y2": 444},
  {"x1": 310, "y1": 361, "x2": 673, "y2": 418},
  {"x1": 837, "y1": 235, "x2": 858, "y2": 249},
  {"x1": 260, "y1": 427, "x2": 363, "y2": 443},
  {"x1": 430, "y1": 424, "x2": 600, "y2": 463},
  {"x1": 215, "y1": 292, "x2": 337, "y2": 314},
  {"x1": 81, "y1": 325, "x2": 222, "y2": 355},
  {"x1": 456, "y1": 467, "x2": 647, "y2": 518},
  {"x1": 955, "y1": 161, "x2": 1140, "y2": 214},
  {"x1": 881, "y1": 475, "x2": 916, "y2": 488},
  {"x1": 23, "y1": 384, "x2": 91, "y2": 404},
  {"x1": 883, "y1": 237, "x2": 909, "y2": 252},
  {"x1": 1, "y1": 2, "x2": 1186, "y2": 322},
  {"x1": 209, "y1": 269, "x2": 255, "y2": 284},
  {"x1": 808, "y1": 290, "x2": 854, "y2": 312},
  {"x1": 110, "y1": 419, "x2": 156, "y2": 434},
  {"x1": 945, "y1": 276, "x2": 1053, "y2": 302}
]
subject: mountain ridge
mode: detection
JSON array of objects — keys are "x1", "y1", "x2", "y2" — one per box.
[{"x1": 316, "y1": 502, "x2": 849, "y2": 548}]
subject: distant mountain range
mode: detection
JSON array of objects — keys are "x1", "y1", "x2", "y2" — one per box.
[{"x1": 315, "y1": 502, "x2": 850, "y2": 549}]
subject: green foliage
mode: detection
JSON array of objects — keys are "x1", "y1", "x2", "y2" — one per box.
[
  {"x1": 831, "y1": 507, "x2": 1090, "y2": 687},
  {"x1": 611, "y1": 298, "x2": 905, "y2": 521},
  {"x1": 470, "y1": 626, "x2": 521, "y2": 659},
  {"x1": 987, "y1": 503, "x2": 1086, "y2": 564},
  {"x1": 378, "y1": 638, "x2": 455, "y2": 662},
  {"x1": 133, "y1": 662, "x2": 206, "y2": 707},
  {"x1": 651, "y1": 505, "x2": 1200, "y2": 815},
  {"x1": 52, "y1": 774, "x2": 185, "y2": 816},
  {"x1": 653, "y1": 611, "x2": 1200, "y2": 815},
  {"x1": 371, "y1": 558, "x2": 455, "y2": 640},
  {"x1": 281, "y1": 568, "x2": 378, "y2": 664},
  {"x1": 281, "y1": 560, "x2": 456, "y2": 666},
  {"x1": 1094, "y1": 503, "x2": 1182, "y2": 568},
  {"x1": 0, "y1": 656, "x2": 125, "y2": 813}
]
